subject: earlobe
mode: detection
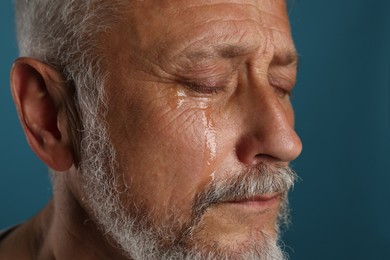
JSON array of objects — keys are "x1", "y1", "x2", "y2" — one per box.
[{"x1": 10, "y1": 58, "x2": 75, "y2": 171}]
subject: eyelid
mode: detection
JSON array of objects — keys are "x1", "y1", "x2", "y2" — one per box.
[
  {"x1": 274, "y1": 86, "x2": 293, "y2": 98},
  {"x1": 268, "y1": 76, "x2": 294, "y2": 97},
  {"x1": 179, "y1": 76, "x2": 228, "y2": 95},
  {"x1": 183, "y1": 81, "x2": 225, "y2": 95}
]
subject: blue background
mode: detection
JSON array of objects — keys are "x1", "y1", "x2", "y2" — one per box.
[{"x1": 1, "y1": 1, "x2": 389, "y2": 259}]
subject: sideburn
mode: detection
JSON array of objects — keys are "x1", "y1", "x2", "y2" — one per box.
[{"x1": 60, "y1": 79, "x2": 83, "y2": 165}]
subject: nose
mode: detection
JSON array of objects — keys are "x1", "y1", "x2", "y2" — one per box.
[{"x1": 235, "y1": 84, "x2": 302, "y2": 165}]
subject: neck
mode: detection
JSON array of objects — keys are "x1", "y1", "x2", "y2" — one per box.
[{"x1": 0, "y1": 172, "x2": 130, "y2": 260}]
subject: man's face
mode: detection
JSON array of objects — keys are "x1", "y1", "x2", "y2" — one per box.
[{"x1": 77, "y1": 0, "x2": 302, "y2": 258}]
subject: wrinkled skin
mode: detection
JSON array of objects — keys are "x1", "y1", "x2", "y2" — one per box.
[
  {"x1": 4, "y1": 0, "x2": 302, "y2": 259},
  {"x1": 97, "y1": 0, "x2": 302, "y2": 249}
]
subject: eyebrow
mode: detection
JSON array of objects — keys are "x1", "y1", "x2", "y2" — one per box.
[
  {"x1": 181, "y1": 44, "x2": 300, "y2": 68},
  {"x1": 184, "y1": 44, "x2": 256, "y2": 61},
  {"x1": 271, "y1": 50, "x2": 300, "y2": 68}
]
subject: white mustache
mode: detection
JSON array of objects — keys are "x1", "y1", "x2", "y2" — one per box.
[{"x1": 192, "y1": 164, "x2": 297, "y2": 220}]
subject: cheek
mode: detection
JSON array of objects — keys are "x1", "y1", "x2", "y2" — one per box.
[{"x1": 107, "y1": 88, "x2": 219, "y2": 217}]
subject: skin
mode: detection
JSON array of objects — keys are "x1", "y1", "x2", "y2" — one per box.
[{"x1": 1, "y1": 0, "x2": 302, "y2": 259}]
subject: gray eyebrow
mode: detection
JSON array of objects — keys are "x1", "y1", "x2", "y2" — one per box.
[
  {"x1": 173, "y1": 44, "x2": 300, "y2": 76},
  {"x1": 184, "y1": 44, "x2": 257, "y2": 61},
  {"x1": 271, "y1": 50, "x2": 300, "y2": 67},
  {"x1": 183, "y1": 43, "x2": 299, "y2": 65}
]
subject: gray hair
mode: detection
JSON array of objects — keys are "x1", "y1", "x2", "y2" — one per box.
[
  {"x1": 14, "y1": 0, "x2": 124, "y2": 158},
  {"x1": 15, "y1": 0, "x2": 121, "y2": 76}
]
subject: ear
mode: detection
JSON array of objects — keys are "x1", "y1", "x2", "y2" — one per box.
[{"x1": 10, "y1": 58, "x2": 75, "y2": 171}]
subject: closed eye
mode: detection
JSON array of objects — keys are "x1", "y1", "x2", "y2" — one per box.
[
  {"x1": 268, "y1": 76, "x2": 294, "y2": 98},
  {"x1": 183, "y1": 82, "x2": 225, "y2": 95}
]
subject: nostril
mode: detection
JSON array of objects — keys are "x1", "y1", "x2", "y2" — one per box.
[
  {"x1": 235, "y1": 136, "x2": 279, "y2": 165},
  {"x1": 235, "y1": 135, "x2": 256, "y2": 165},
  {"x1": 254, "y1": 153, "x2": 280, "y2": 163},
  {"x1": 235, "y1": 129, "x2": 302, "y2": 166}
]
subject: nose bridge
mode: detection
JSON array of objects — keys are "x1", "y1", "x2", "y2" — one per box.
[
  {"x1": 252, "y1": 86, "x2": 291, "y2": 139},
  {"x1": 235, "y1": 82, "x2": 302, "y2": 165}
]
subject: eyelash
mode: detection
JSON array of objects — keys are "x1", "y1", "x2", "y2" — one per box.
[
  {"x1": 182, "y1": 79, "x2": 293, "y2": 97},
  {"x1": 268, "y1": 76, "x2": 294, "y2": 99},
  {"x1": 273, "y1": 85, "x2": 293, "y2": 98},
  {"x1": 184, "y1": 82, "x2": 225, "y2": 95}
]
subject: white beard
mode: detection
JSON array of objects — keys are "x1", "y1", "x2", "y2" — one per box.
[{"x1": 76, "y1": 91, "x2": 294, "y2": 260}]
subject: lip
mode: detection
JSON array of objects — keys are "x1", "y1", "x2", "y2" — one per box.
[{"x1": 224, "y1": 193, "x2": 280, "y2": 209}]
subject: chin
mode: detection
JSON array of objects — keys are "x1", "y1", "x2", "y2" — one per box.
[
  {"x1": 196, "y1": 202, "x2": 279, "y2": 237},
  {"x1": 183, "y1": 228, "x2": 285, "y2": 260},
  {"x1": 179, "y1": 205, "x2": 282, "y2": 259}
]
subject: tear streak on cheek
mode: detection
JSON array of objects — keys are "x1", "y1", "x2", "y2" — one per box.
[
  {"x1": 201, "y1": 108, "x2": 217, "y2": 166},
  {"x1": 172, "y1": 88, "x2": 219, "y2": 183},
  {"x1": 176, "y1": 89, "x2": 186, "y2": 108}
]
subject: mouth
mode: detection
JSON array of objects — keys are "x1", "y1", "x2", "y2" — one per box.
[{"x1": 224, "y1": 193, "x2": 281, "y2": 209}]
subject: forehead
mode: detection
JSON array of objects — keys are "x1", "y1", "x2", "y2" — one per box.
[{"x1": 113, "y1": 0, "x2": 294, "y2": 70}]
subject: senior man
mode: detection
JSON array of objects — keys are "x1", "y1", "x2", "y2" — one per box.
[{"x1": 0, "y1": 0, "x2": 302, "y2": 259}]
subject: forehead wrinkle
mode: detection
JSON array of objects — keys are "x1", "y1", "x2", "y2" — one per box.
[
  {"x1": 150, "y1": 1, "x2": 268, "y2": 51},
  {"x1": 124, "y1": 0, "x2": 294, "y2": 78},
  {"x1": 164, "y1": 15, "x2": 268, "y2": 62},
  {"x1": 162, "y1": 18, "x2": 291, "y2": 68},
  {"x1": 182, "y1": 0, "x2": 290, "y2": 27},
  {"x1": 155, "y1": 24, "x2": 259, "y2": 77},
  {"x1": 128, "y1": 0, "x2": 290, "y2": 47},
  {"x1": 144, "y1": 0, "x2": 288, "y2": 14}
]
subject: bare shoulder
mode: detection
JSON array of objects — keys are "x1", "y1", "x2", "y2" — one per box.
[
  {"x1": 0, "y1": 223, "x2": 33, "y2": 259},
  {"x1": 0, "y1": 204, "x2": 54, "y2": 260}
]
